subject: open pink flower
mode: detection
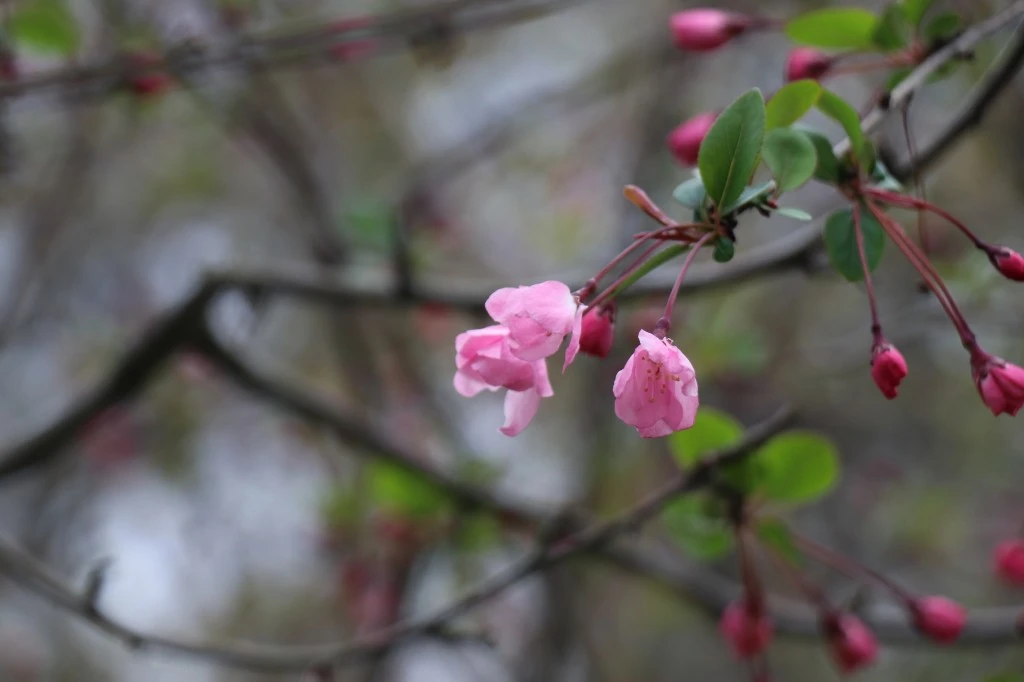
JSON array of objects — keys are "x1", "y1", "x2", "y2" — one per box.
[
  {"x1": 454, "y1": 325, "x2": 553, "y2": 436},
  {"x1": 485, "y1": 281, "x2": 584, "y2": 370},
  {"x1": 613, "y1": 330, "x2": 699, "y2": 437}
]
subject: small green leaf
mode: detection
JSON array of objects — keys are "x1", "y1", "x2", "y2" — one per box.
[
  {"x1": 796, "y1": 127, "x2": 842, "y2": 184},
  {"x1": 762, "y1": 128, "x2": 818, "y2": 192},
  {"x1": 902, "y1": 0, "x2": 936, "y2": 27},
  {"x1": 823, "y1": 206, "x2": 885, "y2": 282},
  {"x1": 457, "y1": 514, "x2": 502, "y2": 552},
  {"x1": 662, "y1": 495, "x2": 734, "y2": 559},
  {"x1": 873, "y1": 4, "x2": 911, "y2": 51},
  {"x1": 610, "y1": 245, "x2": 688, "y2": 298},
  {"x1": 669, "y1": 407, "x2": 743, "y2": 468},
  {"x1": 756, "y1": 519, "x2": 802, "y2": 563},
  {"x1": 722, "y1": 181, "x2": 774, "y2": 215},
  {"x1": 766, "y1": 80, "x2": 822, "y2": 130},
  {"x1": 924, "y1": 12, "x2": 962, "y2": 45},
  {"x1": 698, "y1": 89, "x2": 767, "y2": 212},
  {"x1": 369, "y1": 462, "x2": 451, "y2": 519},
  {"x1": 757, "y1": 431, "x2": 840, "y2": 504},
  {"x1": 673, "y1": 177, "x2": 707, "y2": 210},
  {"x1": 785, "y1": 8, "x2": 879, "y2": 50},
  {"x1": 713, "y1": 237, "x2": 735, "y2": 263},
  {"x1": 816, "y1": 90, "x2": 871, "y2": 167},
  {"x1": 8, "y1": 0, "x2": 79, "y2": 55},
  {"x1": 775, "y1": 206, "x2": 813, "y2": 221},
  {"x1": 870, "y1": 160, "x2": 904, "y2": 191}
]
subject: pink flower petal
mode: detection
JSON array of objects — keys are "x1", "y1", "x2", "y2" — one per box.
[{"x1": 500, "y1": 388, "x2": 542, "y2": 436}]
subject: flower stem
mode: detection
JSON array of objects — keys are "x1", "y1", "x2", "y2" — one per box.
[
  {"x1": 656, "y1": 231, "x2": 715, "y2": 335},
  {"x1": 852, "y1": 203, "x2": 883, "y2": 341},
  {"x1": 790, "y1": 532, "x2": 915, "y2": 605},
  {"x1": 866, "y1": 188, "x2": 985, "y2": 248},
  {"x1": 586, "y1": 241, "x2": 666, "y2": 310},
  {"x1": 901, "y1": 103, "x2": 931, "y2": 255}
]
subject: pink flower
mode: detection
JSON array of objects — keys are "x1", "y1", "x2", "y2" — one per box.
[
  {"x1": 824, "y1": 614, "x2": 878, "y2": 673},
  {"x1": 909, "y1": 596, "x2": 966, "y2": 644},
  {"x1": 579, "y1": 306, "x2": 615, "y2": 358},
  {"x1": 667, "y1": 112, "x2": 718, "y2": 167},
  {"x1": 669, "y1": 9, "x2": 751, "y2": 52},
  {"x1": 454, "y1": 325, "x2": 554, "y2": 436},
  {"x1": 871, "y1": 342, "x2": 908, "y2": 399},
  {"x1": 485, "y1": 281, "x2": 583, "y2": 370},
  {"x1": 987, "y1": 246, "x2": 1024, "y2": 281},
  {"x1": 972, "y1": 354, "x2": 1024, "y2": 416},
  {"x1": 784, "y1": 47, "x2": 833, "y2": 82},
  {"x1": 719, "y1": 600, "x2": 773, "y2": 658},
  {"x1": 613, "y1": 330, "x2": 699, "y2": 437},
  {"x1": 994, "y1": 540, "x2": 1024, "y2": 585}
]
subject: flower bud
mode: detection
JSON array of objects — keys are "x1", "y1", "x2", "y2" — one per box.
[
  {"x1": 871, "y1": 341, "x2": 908, "y2": 399},
  {"x1": 994, "y1": 540, "x2": 1024, "y2": 585},
  {"x1": 719, "y1": 600, "x2": 773, "y2": 658},
  {"x1": 909, "y1": 596, "x2": 967, "y2": 644},
  {"x1": 972, "y1": 353, "x2": 1024, "y2": 417},
  {"x1": 986, "y1": 246, "x2": 1024, "y2": 281},
  {"x1": 785, "y1": 47, "x2": 834, "y2": 82},
  {"x1": 669, "y1": 10, "x2": 751, "y2": 52},
  {"x1": 579, "y1": 306, "x2": 615, "y2": 358},
  {"x1": 824, "y1": 613, "x2": 878, "y2": 673},
  {"x1": 666, "y1": 112, "x2": 717, "y2": 167}
]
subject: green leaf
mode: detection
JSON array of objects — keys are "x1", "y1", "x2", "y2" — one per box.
[
  {"x1": 610, "y1": 245, "x2": 688, "y2": 298},
  {"x1": 757, "y1": 431, "x2": 840, "y2": 504},
  {"x1": 662, "y1": 495, "x2": 734, "y2": 559},
  {"x1": 766, "y1": 80, "x2": 822, "y2": 130},
  {"x1": 369, "y1": 462, "x2": 451, "y2": 519},
  {"x1": 796, "y1": 127, "x2": 843, "y2": 184},
  {"x1": 698, "y1": 89, "x2": 767, "y2": 212},
  {"x1": 816, "y1": 90, "x2": 871, "y2": 167},
  {"x1": 762, "y1": 128, "x2": 817, "y2": 192},
  {"x1": 873, "y1": 4, "x2": 911, "y2": 51},
  {"x1": 672, "y1": 177, "x2": 707, "y2": 210},
  {"x1": 713, "y1": 237, "x2": 735, "y2": 263},
  {"x1": 902, "y1": 0, "x2": 936, "y2": 27},
  {"x1": 924, "y1": 12, "x2": 962, "y2": 44},
  {"x1": 823, "y1": 206, "x2": 885, "y2": 282},
  {"x1": 785, "y1": 8, "x2": 879, "y2": 50},
  {"x1": 8, "y1": 0, "x2": 79, "y2": 55},
  {"x1": 669, "y1": 407, "x2": 743, "y2": 468},
  {"x1": 457, "y1": 514, "x2": 502, "y2": 552},
  {"x1": 870, "y1": 160, "x2": 904, "y2": 191},
  {"x1": 722, "y1": 181, "x2": 774, "y2": 215},
  {"x1": 756, "y1": 519, "x2": 802, "y2": 563},
  {"x1": 775, "y1": 206, "x2": 813, "y2": 221}
]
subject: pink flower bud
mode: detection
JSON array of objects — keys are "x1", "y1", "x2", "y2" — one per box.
[
  {"x1": 785, "y1": 47, "x2": 834, "y2": 82},
  {"x1": 669, "y1": 9, "x2": 751, "y2": 52},
  {"x1": 613, "y1": 330, "x2": 699, "y2": 437},
  {"x1": 987, "y1": 246, "x2": 1024, "y2": 281},
  {"x1": 667, "y1": 112, "x2": 718, "y2": 167},
  {"x1": 719, "y1": 600, "x2": 774, "y2": 658},
  {"x1": 579, "y1": 306, "x2": 615, "y2": 358},
  {"x1": 871, "y1": 342, "x2": 908, "y2": 399},
  {"x1": 972, "y1": 353, "x2": 1024, "y2": 417},
  {"x1": 824, "y1": 614, "x2": 878, "y2": 673},
  {"x1": 994, "y1": 540, "x2": 1024, "y2": 585},
  {"x1": 910, "y1": 596, "x2": 967, "y2": 644},
  {"x1": 330, "y1": 17, "x2": 377, "y2": 61}
]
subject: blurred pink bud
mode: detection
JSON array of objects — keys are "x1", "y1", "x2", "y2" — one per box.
[
  {"x1": 330, "y1": 17, "x2": 378, "y2": 61},
  {"x1": 485, "y1": 281, "x2": 583, "y2": 369},
  {"x1": 81, "y1": 407, "x2": 137, "y2": 467},
  {"x1": 667, "y1": 112, "x2": 718, "y2": 166},
  {"x1": 910, "y1": 596, "x2": 966, "y2": 644},
  {"x1": 579, "y1": 306, "x2": 615, "y2": 358},
  {"x1": 785, "y1": 47, "x2": 833, "y2": 82},
  {"x1": 987, "y1": 246, "x2": 1024, "y2": 281},
  {"x1": 825, "y1": 614, "x2": 878, "y2": 673},
  {"x1": 669, "y1": 10, "x2": 751, "y2": 52},
  {"x1": 972, "y1": 354, "x2": 1024, "y2": 416},
  {"x1": 719, "y1": 600, "x2": 773, "y2": 658},
  {"x1": 613, "y1": 330, "x2": 699, "y2": 437},
  {"x1": 994, "y1": 540, "x2": 1024, "y2": 584},
  {"x1": 871, "y1": 342, "x2": 908, "y2": 399}
]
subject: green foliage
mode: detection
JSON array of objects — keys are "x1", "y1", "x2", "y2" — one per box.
[
  {"x1": 873, "y1": 4, "x2": 911, "y2": 51},
  {"x1": 823, "y1": 206, "x2": 885, "y2": 282},
  {"x1": 766, "y1": 80, "x2": 822, "y2": 130},
  {"x1": 343, "y1": 202, "x2": 394, "y2": 252},
  {"x1": 456, "y1": 514, "x2": 503, "y2": 552},
  {"x1": 816, "y1": 90, "x2": 872, "y2": 168},
  {"x1": 722, "y1": 181, "x2": 774, "y2": 216},
  {"x1": 321, "y1": 486, "x2": 362, "y2": 529},
  {"x1": 698, "y1": 89, "x2": 766, "y2": 212},
  {"x1": 796, "y1": 127, "x2": 843, "y2": 184},
  {"x1": 785, "y1": 8, "x2": 879, "y2": 50},
  {"x1": 756, "y1": 431, "x2": 840, "y2": 503},
  {"x1": 672, "y1": 177, "x2": 707, "y2": 210},
  {"x1": 924, "y1": 12, "x2": 962, "y2": 44},
  {"x1": 713, "y1": 237, "x2": 735, "y2": 263},
  {"x1": 762, "y1": 128, "x2": 817, "y2": 192},
  {"x1": 775, "y1": 207, "x2": 812, "y2": 221},
  {"x1": 903, "y1": 0, "x2": 937, "y2": 27},
  {"x1": 669, "y1": 407, "x2": 743, "y2": 468},
  {"x1": 8, "y1": 0, "x2": 79, "y2": 55},
  {"x1": 757, "y1": 518, "x2": 802, "y2": 563},
  {"x1": 870, "y1": 160, "x2": 904, "y2": 191},
  {"x1": 662, "y1": 495, "x2": 734, "y2": 559},
  {"x1": 368, "y1": 462, "x2": 451, "y2": 519},
  {"x1": 611, "y1": 245, "x2": 688, "y2": 298}
]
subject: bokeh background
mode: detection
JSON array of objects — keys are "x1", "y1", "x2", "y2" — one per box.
[{"x1": 0, "y1": 0, "x2": 1022, "y2": 680}]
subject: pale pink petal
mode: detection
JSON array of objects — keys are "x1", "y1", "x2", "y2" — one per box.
[
  {"x1": 532, "y1": 358, "x2": 554, "y2": 398},
  {"x1": 517, "y1": 281, "x2": 577, "y2": 334},
  {"x1": 562, "y1": 303, "x2": 586, "y2": 372},
  {"x1": 612, "y1": 356, "x2": 636, "y2": 397},
  {"x1": 638, "y1": 421, "x2": 674, "y2": 438},
  {"x1": 453, "y1": 371, "x2": 492, "y2": 397},
  {"x1": 500, "y1": 388, "x2": 542, "y2": 436},
  {"x1": 484, "y1": 288, "x2": 523, "y2": 323},
  {"x1": 506, "y1": 319, "x2": 563, "y2": 361}
]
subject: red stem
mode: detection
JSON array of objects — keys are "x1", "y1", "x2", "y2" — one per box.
[
  {"x1": 901, "y1": 104, "x2": 931, "y2": 255},
  {"x1": 791, "y1": 532, "x2": 915, "y2": 605},
  {"x1": 656, "y1": 231, "x2": 715, "y2": 335},
  {"x1": 852, "y1": 203, "x2": 883, "y2": 341},
  {"x1": 866, "y1": 188, "x2": 986, "y2": 248},
  {"x1": 586, "y1": 241, "x2": 666, "y2": 310}
]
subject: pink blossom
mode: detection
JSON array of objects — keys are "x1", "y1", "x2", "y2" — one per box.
[
  {"x1": 669, "y1": 10, "x2": 751, "y2": 52},
  {"x1": 910, "y1": 596, "x2": 966, "y2": 644},
  {"x1": 613, "y1": 330, "x2": 699, "y2": 437},
  {"x1": 972, "y1": 355, "x2": 1024, "y2": 416},
  {"x1": 825, "y1": 614, "x2": 878, "y2": 673},
  {"x1": 987, "y1": 246, "x2": 1024, "y2": 281},
  {"x1": 784, "y1": 47, "x2": 833, "y2": 82},
  {"x1": 453, "y1": 325, "x2": 554, "y2": 436},
  {"x1": 579, "y1": 306, "x2": 615, "y2": 358},
  {"x1": 871, "y1": 342, "x2": 908, "y2": 399},
  {"x1": 485, "y1": 280, "x2": 583, "y2": 370},
  {"x1": 719, "y1": 600, "x2": 773, "y2": 658},
  {"x1": 994, "y1": 540, "x2": 1024, "y2": 584},
  {"x1": 667, "y1": 112, "x2": 717, "y2": 167}
]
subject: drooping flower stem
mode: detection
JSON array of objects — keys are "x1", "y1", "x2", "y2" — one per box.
[
  {"x1": 851, "y1": 204, "x2": 884, "y2": 341},
  {"x1": 760, "y1": 536, "x2": 832, "y2": 613},
  {"x1": 900, "y1": 104, "x2": 931, "y2": 255},
  {"x1": 790, "y1": 532, "x2": 915, "y2": 605},
  {"x1": 655, "y1": 231, "x2": 716, "y2": 336},
  {"x1": 737, "y1": 527, "x2": 765, "y2": 615},
  {"x1": 585, "y1": 241, "x2": 666, "y2": 310},
  {"x1": 866, "y1": 188, "x2": 986, "y2": 249}
]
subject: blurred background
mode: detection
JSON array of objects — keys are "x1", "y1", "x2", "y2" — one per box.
[{"x1": 0, "y1": 0, "x2": 1023, "y2": 680}]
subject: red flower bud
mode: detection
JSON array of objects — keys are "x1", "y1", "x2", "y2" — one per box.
[
  {"x1": 719, "y1": 600, "x2": 774, "y2": 658},
  {"x1": 824, "y1": 614, "x2": 878, "y2": 673},
  {"x1": 579, "y1": 306, "x2": 615, "y2": 358},
  {"x1": 784, "y1": 47, "x2": 834, "y2": 82},
  {"x1": 330, "y1": 17, "x2": 377, "y2": 61},
  {"x1": 987, "y1": 246, "x2": 1024, "y2": 281},
  {"x1": 667, "y1": 112, "x2": 717, "y2": 166},
  {"x1": 972, "y1": 353, "x2": 1024, "y2": 416},
  {"x1": 910, "y1": 596, "x2": 967, "y2": 644},
  {"x1": 669, "y1": 10, "x2": 751, "y2": 52},
  {"x1": 871, "y1": 342, "x2": 908, "y2": 399},
  {"x1": 994, "y1": 540, "x2": 1024, "y2": 585},
  {"x1": 125, "y1": 53, "x2": 171, "y2": 97}
]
